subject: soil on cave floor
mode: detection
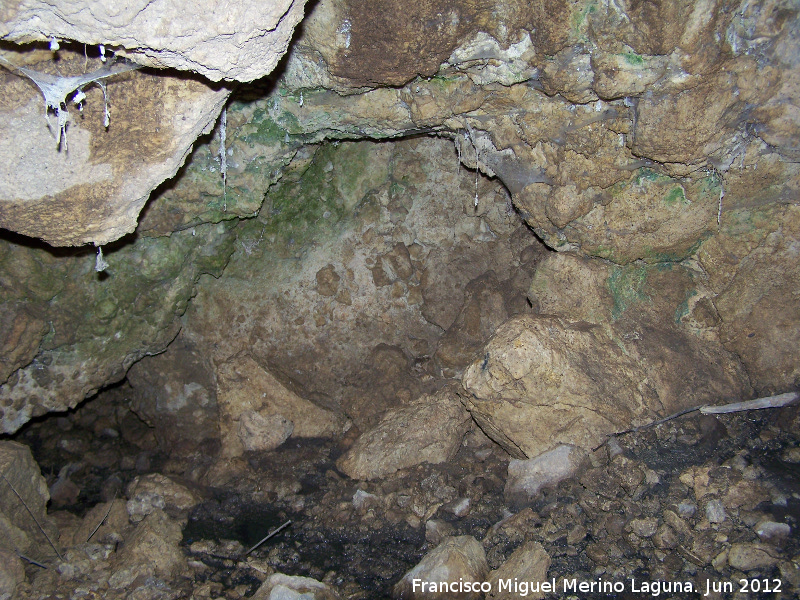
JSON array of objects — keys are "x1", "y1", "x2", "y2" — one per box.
[{"x1": 9, "y1": 383, "x2": 800, "y2": 599}]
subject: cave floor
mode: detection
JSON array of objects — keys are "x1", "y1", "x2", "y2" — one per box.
[{"x1": 12, "y1": 385, "x2": 800, "y2": 599}]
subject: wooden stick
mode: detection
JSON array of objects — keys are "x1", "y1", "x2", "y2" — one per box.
[
  {"x1": 85, "y1": 493, "x2": 117, "y2": 543},
  {"x1": 0, "y1": 471, "x2": 63, "y2": 560},
  {"x1": 700, "y1": 391, "x2": 799, "y2": 414},
  {"x1": 243, "y1": 520, "x2": 291, "y2": 557},
  {"x1": 596, "y1": 391, "x2": 799, "y2": 451}
]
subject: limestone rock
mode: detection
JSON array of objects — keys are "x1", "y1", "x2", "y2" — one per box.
[
  {"x1": 126, "y1": 473, "x2": 200, "y2": 517},
  {"x1": 127, "y1": 340, "x2": 218, "y2": 453},
  {"x1": 393, "y1": 535, "x2": 489, "y2": 600},
  {"x1": 74, "y1": 499, "x2": 130, "y2": 546},
  {"x1": 528, "y1": 252, "x2": 751, "y2": 411},
  {"x1": 462, "y1": 303, "x2": 747, "y2": 459},
  {"x1": 433, "y1": 271, "x2": 510, "y2": 378},
  {"x1": 0, "y1": 50, "x2": 230, "y2": 246},
  {"x1": 254, "y1": 573, "x2": 342, "y2": 600},
  {"x1": 504, "y1": 445, "x2": 586, "y2": 508},
  {"x1": 727, "y1": 543, "x2": 780, "y2": 571},
  {"x1": 700, "y1": 204, "x2": 800, "y2": 392},
  {"x1": 0, "y1": 220, "x2": 236, "y2": 435},
  {"x1": 216, "y1": 352, "x2": 340, "y2": 458},
  {"x1": 0, "y1": 441, "x2": 59, "y2": 562},
  {"x1": 238, "y1": 410, "x2": 294, "y2": 452},
  {"x1": 0, "y1": 548, "x2": 24, "y2": 600},
  {"x1": 115, "y1": 509, "x2": 186, "y2": 580},
  {"x1": 0, "y1": 0, "x2": 307, "y2": 83},
  {"x1": 337, "y1": 386, "x2": 471, "y2": 480},
  {"x1": 487, "y1": 541, "x2": 550, "y2": 600},
  {"x1": 461, "y1": 315, "x2": 655, "y2": 459}
]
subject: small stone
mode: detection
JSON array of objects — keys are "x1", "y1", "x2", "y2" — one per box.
[
  {"x1": 652, "y1": 525, "x2": 679, "y2": 549},
  {"x1": 425, "y1": 519, "x2": 455, "y2": 546},
  {"x1": 705, "y1": 499, "x2": 726, "y2": 523},
  {"x1": 628, "y1": 517, "x2": 658, "y2": 538},
  {"x1": 487, "y1": 541, "x2": 551, "y2": 600},
  {"x1": 504, "y1": 445, "x2": 585, "y2": 508},
  {"x1": 393, "y1": 536, "x2": 488, "y2": 599},
  {"x1": 728, "y1": 543, "x2": 780, "y2": 570},
  {"x1": 677, "y1": 501, "x2": 697, "y2": 519},
  {"x1": 444, "y1": 497, "x2": 471, "y2": 518},
  {"x1": 253, "y1": 573, "x2": 342, "y2": 600},
  {"x1": 352, "y1": 489, "x2": 379, "y2": 513},
  {"x1": 755, "y1": 521, "x2": 791, "y2": 543}
]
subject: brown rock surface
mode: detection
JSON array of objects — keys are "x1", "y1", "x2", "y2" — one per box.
[
  {"x1": 0, "y1": 440, "x2": 59, "y2": 563},
  {"x1": 215, "y1": 352, "x2": 340, "y2": 458},
  {"x1": 393, "y1": 535, "x2": 488, "y2": 599},
  {"x1": 337, "y1": 386, "x2": 471, "y2": 480},
  {"x1": 0, "y1": 50, "x2": 229, "y2": 246}
]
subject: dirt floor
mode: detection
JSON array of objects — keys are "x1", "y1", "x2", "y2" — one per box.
[{"x1": 9, "y1": 383, "x2": 800, "y2": 599}]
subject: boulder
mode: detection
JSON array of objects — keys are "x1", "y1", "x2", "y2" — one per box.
[
  {"x1": 337, "y1": 386, "x2": 471, "y2": 480},
  {"x1": 253, "y1": 573, "x2": 342, "y2": 600},
  {"x1": 0, "y1": 441, "x2": 59, "y2": 562},
  {"x1": 487, "y1": 541, "x2": 551, "y2": 600},
  {"x1": 461, "y1": 302, "x2": 747, "y2": 459},
  {"x1": 393, "y1": 535, "x2": 489, "y2": 600},
  {"x1": 216, "y1": 352, "x2": 340, "y2": 458},
  {"x1": 0, "y1": 0, "x2": 307, "y2": 83},
  {"x1": 0, "y1": 50, "x2": 230, "y2": 246}
]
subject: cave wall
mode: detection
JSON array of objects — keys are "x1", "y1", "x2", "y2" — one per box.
[{"x1": 0, "y1": 0, "x2": 798, "y2": 442}]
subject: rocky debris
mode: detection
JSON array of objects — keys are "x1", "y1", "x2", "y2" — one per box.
[
  {"x1": 337, "y1": 386, "x2": 471, "y2": 480},
  {"x1": 116, "y1": 509, "x2": 187, "y2": 581},
  {"x1": 504, "y1": 445, "x2": 586, "y2": 509},
  {"x1": 0, "y1": 0, "x2": 307, "y2": 83},
  {"x1": 215, "y1": 352, "x2": 340, "y2": 458},
  {"x1": 8, "y1": 391, "x2": 799, "y2": 599},
  {"x1": 393, "y1": 535, "x2": 489, "y2": 599},
  {"x1": 486, "y1": 541, "x2": 551, "y2": 600},
  {"x1": 253, "y1": 573, "x2": 342, "y2": 600},
  {"x1": 74, "y1": 499, "x2": 131, "y2": 546},
  {"x1": 0, "y1": 441, "x2": 59, "y2": 563}
]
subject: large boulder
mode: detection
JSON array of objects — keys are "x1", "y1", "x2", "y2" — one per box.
[
  {"x1": 0, "y1": 441, "x2": 59, "y2": 563},
  {"x1": 337, "y1": 386, "x2": 471, "y2": 480},
  {"x1": 0, "y1": 0, "x2": 308, "y2": 83},
  {"x1": 0, "y1": 49, "x2": 229, "y2": 246}
]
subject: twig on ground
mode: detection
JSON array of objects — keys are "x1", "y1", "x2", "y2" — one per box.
[
  {"x1": 86, "y1": 492, "x2": 117, "y2": 543},
  {"x1": 699, "y1": 391, "x2": 799, "y2": 414},
  {"x1": 0, "y1": 471, "x2": 63, "y2": 560},
  {"x1": 17, "y1": 553, "x2": 49, "y2": 568},
  {"x1": 595, "y1": 391, "x2": 799, "y2": 451},
  {"x1": 243, "y1": 520, "x2": 292, "y2": 557}
]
